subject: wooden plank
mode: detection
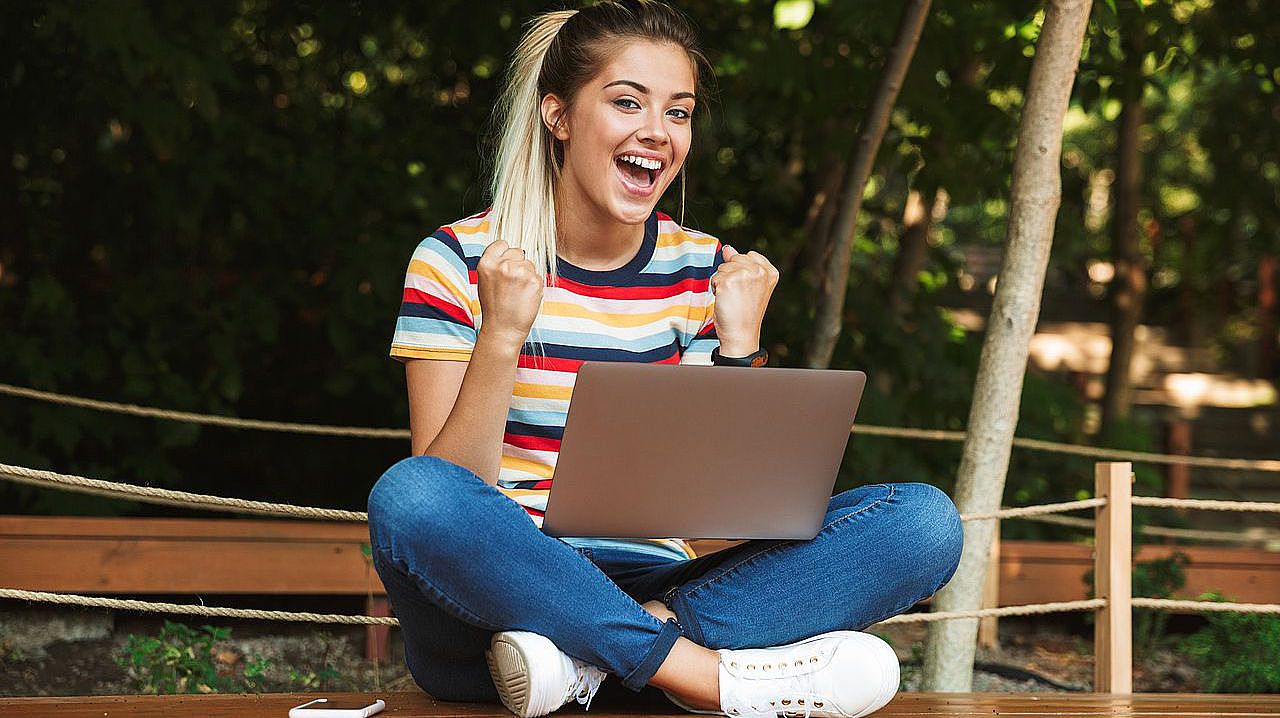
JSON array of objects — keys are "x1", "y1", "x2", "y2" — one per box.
[
  {"x1": 999, "y1": 541, "x2": 1280, "y2": 605},
  {"x1": 1, "y1": 517, "x2": 1276, "y2": 602},
  {"x1": 1094, "y1": 461, "x2": 1133, "y2": 693},
  {"x1": 0, "y1": 536, "x2": 383, "y2": 594},
  {"x1": 2, "y1": 692, "x2": 1280, "y2": 718}
]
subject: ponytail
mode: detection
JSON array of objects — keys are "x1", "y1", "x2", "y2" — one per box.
[{"x1": 489, "y1": 10, "x2": 576, "y2": 287}]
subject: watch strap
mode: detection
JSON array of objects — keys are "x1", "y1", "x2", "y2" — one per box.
[{"x1": 711, "y1": 346, "x2": 769, "y2": 367}]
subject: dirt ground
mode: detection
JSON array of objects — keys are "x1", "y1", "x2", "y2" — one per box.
[{"x1": 0, "y1": 609, "x2": 1203, "y2": 697}]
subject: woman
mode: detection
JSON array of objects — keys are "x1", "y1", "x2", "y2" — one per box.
[{"x1": 367, "y1": 3, "x2": 963, "y2": 717}]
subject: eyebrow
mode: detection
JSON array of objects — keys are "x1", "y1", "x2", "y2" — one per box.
[{"x1": 603, "y1": 79, "x2": 696, "y2": 101}]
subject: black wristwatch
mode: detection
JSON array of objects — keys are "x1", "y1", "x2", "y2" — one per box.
[{"x1": 711, "y1": 346, "x2": 769, "y2": 367}]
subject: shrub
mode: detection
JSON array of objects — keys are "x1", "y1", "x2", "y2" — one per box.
[
  {"x1": 1182, "y1": 594, "x2": 1280, "y2": 693},
  {"x1": 117, "y1": 621, "x2": 236, "y2": 694}
]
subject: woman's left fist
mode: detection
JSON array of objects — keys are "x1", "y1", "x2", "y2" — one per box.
[{"x1": 710, "y1": 245, "x2": 779, "y2": 355}]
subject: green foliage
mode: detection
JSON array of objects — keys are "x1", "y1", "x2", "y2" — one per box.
[
  {"x1": 1182, "y1": 594, "x2": 1280, "y2": 693},
  {"x1": 1084, "y1": 551, "x2": 1189, "y2": 659},
  {"x1": 0, "y1": 0, "x2": 1276, "y2": 520},
  {"x1": 1131, "y1": 552, "x2": 1188, "y2": 656},
  {"x1": 116, "y1": 621, "x2": 236, "y2": 694}
]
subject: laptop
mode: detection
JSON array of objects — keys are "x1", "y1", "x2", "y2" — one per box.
[{"x1": 540, "y1": 362, "x2": 866, "y2": 540}]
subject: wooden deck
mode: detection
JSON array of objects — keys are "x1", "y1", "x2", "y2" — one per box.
[{"x1": 2, "y1": 692, "x2": 1278, "y2": 717}]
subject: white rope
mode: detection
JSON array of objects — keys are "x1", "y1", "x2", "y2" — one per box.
[
  {"x1": 0, "y1": 588, "x2": 398, "y2": 625},
  {"x1": 875, "y1": 599, "x2": 1107, "y2": 624},
  {"x1": 0, "y1": 382, "x2": 410, "y2": 439},
  {"x1": 1132, "y1": 598, "x2": 1280, "y2": 614},
  {"x1": 1022, "y1": 512, "x2": 1280, "y2": 545},
  {"x1": 960, "y1": 497, "x2": 1105, "y2": 522},
  {"x1": 0, "y1": 463, "x2": 367, "y2": 522},
  {"x1": 1, "y1": 460, "x2": 1110, "y2": 525},
  {"x1": 1132, "y1": 496, "x2": 1280, "y2": 514},
  {"x1": 0, "y1": 587, "x2": 1104, "y2": 627},
  {"x1": 5, "y1": 381, "x2": 1279, "y2": 471},
  {"x1": 851, "y1": 423, "x2": 1280, "y2": 471}
]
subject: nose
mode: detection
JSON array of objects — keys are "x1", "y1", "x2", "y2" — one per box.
[{"x1": 636, "y1": 106, "x2": 669, "y2": 147}]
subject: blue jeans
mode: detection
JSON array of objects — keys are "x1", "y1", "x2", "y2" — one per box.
[{"x1": 367, "y1": 455, "x2": 963, "y2": 702}]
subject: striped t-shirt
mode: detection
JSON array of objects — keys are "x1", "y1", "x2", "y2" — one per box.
[{"x1": 390, "y1": 209, "x2": 723, "y2": 560}]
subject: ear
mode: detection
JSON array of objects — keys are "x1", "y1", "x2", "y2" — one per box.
[{"x1": 540, "y1": 93, "x2": 571, "y2": 141}]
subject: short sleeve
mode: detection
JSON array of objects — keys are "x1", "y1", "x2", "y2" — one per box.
[
  {"x1": 389, "y1": 228, "x2": 478, "y2": 362},
  {"x1": 679, "y1": 239, "x2": 723, "y2": 366}
]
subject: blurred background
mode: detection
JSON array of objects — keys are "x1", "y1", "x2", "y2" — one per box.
[{"x1": 1, "y1": 0, "x2": 1277, "y2": 548}]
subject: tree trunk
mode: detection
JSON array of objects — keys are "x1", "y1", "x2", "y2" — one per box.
[
  {"x1": 1100, "y1": 25, "x2": 1147, "y2": 437},
  {"x1": 1176, "y1": 216, "x2": 1200, "y2": 350},
  {"x1": 1260, "y1": 254, "x2": 1277, "y2": 379},
  {"x1": 804, "y1": 0, "x2": 932, "y2": 368},
  {"x1": 921, "y1": 0, "x2": 1092, "y2": 691},
  {"x1": 889, "y1": 188, "x2": 945, "y2": 315},
  {"x1": 790, "y1": 159, "x2": 846, "y2": 285}
]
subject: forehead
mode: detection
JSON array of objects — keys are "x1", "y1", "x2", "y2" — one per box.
[{"x1": 591, "y1": 40, "x2": 696, "y2": 95}]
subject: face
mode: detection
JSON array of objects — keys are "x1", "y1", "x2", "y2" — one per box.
[{"x1": 542, "y1": 40, "x2": 696, "y2": 225}]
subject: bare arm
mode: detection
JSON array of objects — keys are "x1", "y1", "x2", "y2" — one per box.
[
  {"x1": 405, "y1": 239, "x2": 542, "y2": 484},
  {"x1": 407, "y1": 332, "x2": 522, "y2": 483}
]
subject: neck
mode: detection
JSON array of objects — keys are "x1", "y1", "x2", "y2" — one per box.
[{"x1": 554, "y1": 177, "x2": 646, "y2": 271}]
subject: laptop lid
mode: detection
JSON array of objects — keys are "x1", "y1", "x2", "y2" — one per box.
[{"x1": 540, "y1": 362, "x2": 866, "y2": 540}]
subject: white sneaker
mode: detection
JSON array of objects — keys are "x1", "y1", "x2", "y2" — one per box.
[
  {"x1": 665, "y1": 631, "x2": 899, "y2": 718},
  {"x1": 486, "y1": 630, "x2": 607, "y2": 717}
]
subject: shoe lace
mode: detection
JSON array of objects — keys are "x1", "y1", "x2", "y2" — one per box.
[
  {"x1": 725, "y1": 649, "x2": 827, "y2": 718},
  {"x1": 566, "y1": 660, "x2": 607, "y2": 711}
]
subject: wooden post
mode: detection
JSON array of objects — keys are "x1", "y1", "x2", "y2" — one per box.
[
  {"x1": 1166, "y1": 417, "x2": 1192, "y2": 517},
  {"x1": 1094, "y1": 461, "x2": 1133, "y2": 693},
  {"x1": 366, "y1": 597, "x2": 392, "y2": 663},
  {"x1": 978, "y1": 530, "x2": 1001, "y2": 652}
]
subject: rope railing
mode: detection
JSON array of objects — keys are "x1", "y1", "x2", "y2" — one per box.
[
  {"x1": 0, "y1": 382, "x2": 411, "y2": 439},
  {"x1": 0, "y1": 588, "x2": 1105, "y2": 628},
  {"x1": 0, "y1": 461, "x2": 1106, "y2": 525},
  {"x1": 1131, "y1": 496, "x2": 1280, "y2": 513},
  {"x1": 0, "y1": 463, "x2": 367, "y2": 522},
  {"x1": 0, "y1": 588, "x2": 398, "y2": 625},
  {"x1": 4, "y1": 381, "x2": 1279, "y2": 471},
  {"x1": 3, "y1": 456, "x2": 1280, "y2": 694},
  {"x1": 1022, "y1": 512, "x2": 1280, "y2": 545},
  {"x1": 1132, "y1": 597, "x2": 1280, "y2": 615}
]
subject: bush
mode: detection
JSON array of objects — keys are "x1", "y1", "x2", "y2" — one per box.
[
  {"x1": 1181, "y1": 594, "x2": 1280, "y2": 693},
  {"x1": 117, "y1": 621, "x2": 236, "y2": 694}
]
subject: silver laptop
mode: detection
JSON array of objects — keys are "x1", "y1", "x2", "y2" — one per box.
[{"x1": 540, "y1": 362, "x2": 866, "y2": 540}]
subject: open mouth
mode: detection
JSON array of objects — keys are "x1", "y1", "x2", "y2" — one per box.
[{"x1": 614, "y1": 153, "x2": 663, "y2": 192}]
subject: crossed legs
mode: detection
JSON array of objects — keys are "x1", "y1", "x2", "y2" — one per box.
[{"x1": 368, "y1": 456, "x2": 963, "y2": 705}]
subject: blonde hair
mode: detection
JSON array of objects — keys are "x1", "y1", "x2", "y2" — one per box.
[{"x1": 487, "y1": 1, "x2": 710, "y2": 286}]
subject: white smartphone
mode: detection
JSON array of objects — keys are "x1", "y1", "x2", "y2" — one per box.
[{"x1": 288, "y1": 697, "x2": 386, "y2": 718}]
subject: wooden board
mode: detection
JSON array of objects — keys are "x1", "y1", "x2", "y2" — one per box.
[
  {"x1": 999, "y1": 540, "x2": 1280, "y2": 605},
  {"x1": 2, "y1": 692, "x2": 1279, "y2": 718},
  {"x1": 2, "y1": 517, "x2": 1277, "y2": 604}
]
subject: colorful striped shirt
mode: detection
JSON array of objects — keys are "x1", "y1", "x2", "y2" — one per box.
[{"x1": 390, "y1": 209, "x2": 723, "y2": 560}]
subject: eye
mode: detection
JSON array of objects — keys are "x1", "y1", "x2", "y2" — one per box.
[
  {"x1": 667, "y1": 107, "x2": 692, "y2": 121},
  {"x1": 612, "y1": 97, "x2": 641, "y2": 110}
]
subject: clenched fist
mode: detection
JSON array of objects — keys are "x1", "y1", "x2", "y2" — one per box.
[
  {"x1": 476, "y1": 240, "x2": 544, "y2": 349},
  {"x1": 711, "y1": 245, "x2": 779, "y2": 356}
]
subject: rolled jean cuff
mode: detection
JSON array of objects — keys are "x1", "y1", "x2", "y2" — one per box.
[{"x1": 620, "y1": 617, "x2": 683, "y2": 691}]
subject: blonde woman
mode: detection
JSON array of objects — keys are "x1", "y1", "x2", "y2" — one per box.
[{"x1": 368, "y1": 2, "x2": 963, "y2": 716}]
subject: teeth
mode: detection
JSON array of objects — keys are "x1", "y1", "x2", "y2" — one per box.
[{"x1": 619, "y1": 154, "x2": 662, "y2": 171}]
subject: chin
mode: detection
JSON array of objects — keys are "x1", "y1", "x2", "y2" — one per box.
[{"x1": 610, "y1": 203, "x2": 656, "y2": 224}]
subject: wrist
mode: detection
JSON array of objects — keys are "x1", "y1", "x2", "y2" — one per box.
[
  {"x1": 716, "y1": 337, "x2": 761, "y2": 357},
  {"x1": 475, "y1": 327, "x2": 526, "y2": 358}
]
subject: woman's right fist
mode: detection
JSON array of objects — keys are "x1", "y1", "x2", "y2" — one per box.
[{"x1": 476, "y1": 240, "x2": 544, "y2": 348}]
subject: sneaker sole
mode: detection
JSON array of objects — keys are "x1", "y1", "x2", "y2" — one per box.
[{"x1": 487, "y1": 634, "x2": 534, "y2": 717}]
